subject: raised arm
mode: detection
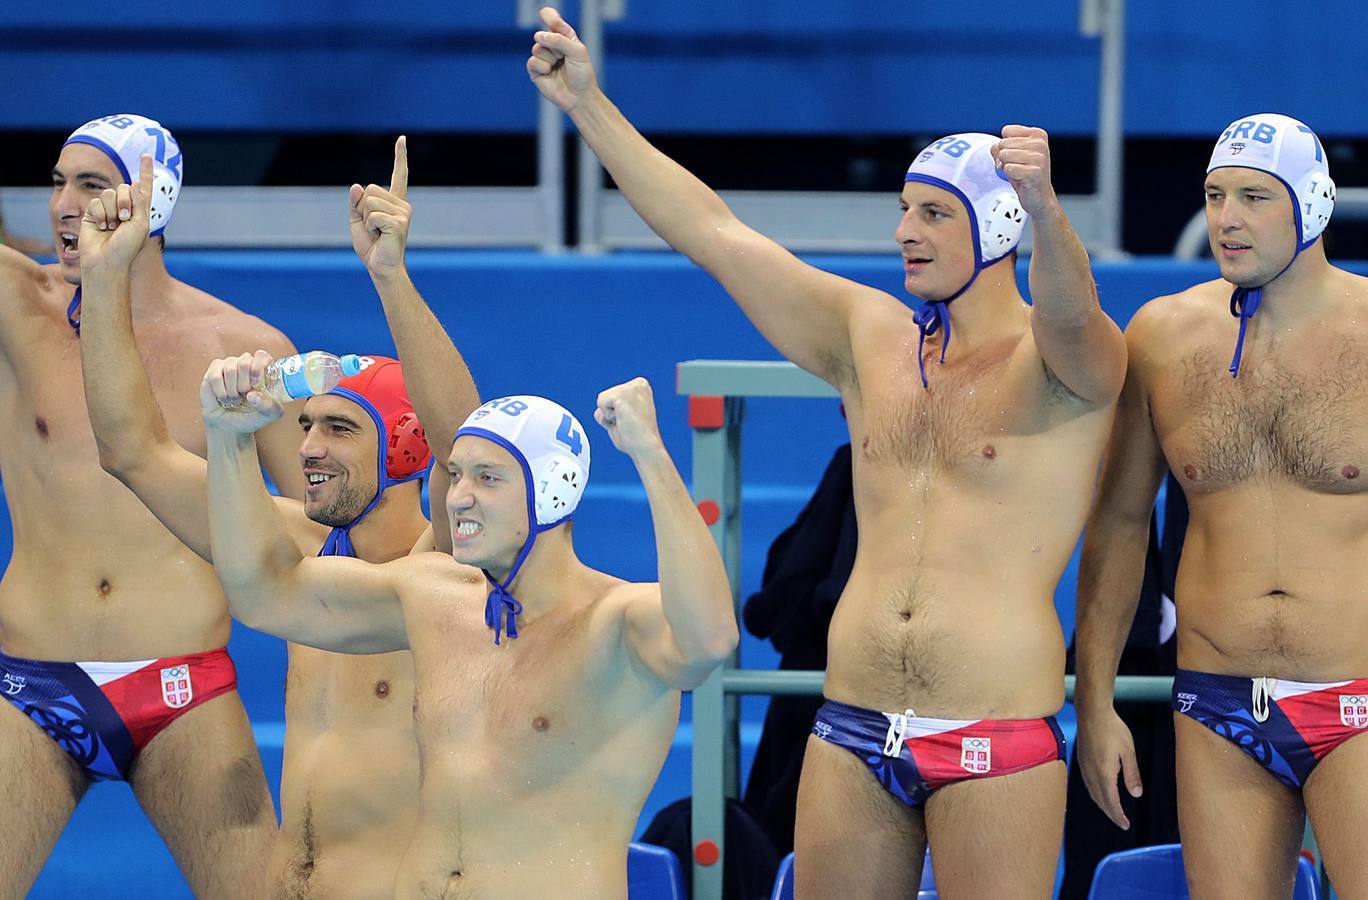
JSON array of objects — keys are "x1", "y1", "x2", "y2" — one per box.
[
  {"x1": 77, "y1": 160, "x2": 321, "y2": 558},
  {"x1": 596, "y1": 378, "x2": 738, "y2": 690},
  {"x1": 203, "y1": 353, "x2": 409, "y2": 653},
  {"x1": 529, "y1": 8, "x2": 887, "y2": 386},
  {"x1": 349, "y1": 137, "x2": 480, "y2": 553},
  {"x1": 1073, "y1": 311, "x2": 1170, "y2": 830},
  {"x1": 992, "y1": 126, "x2": 1126, "y2": 403}
]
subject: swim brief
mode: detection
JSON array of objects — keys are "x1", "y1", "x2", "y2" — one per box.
[
  {"x1": 0, "y1": 646, "x2": 237, "y2": 781},
  {"x1": 812, "y1": 698, "x2": 1065, "y2": 807},
  {"x1": 1172, "y1": 668, "x2": 1368, "y2": 788}
]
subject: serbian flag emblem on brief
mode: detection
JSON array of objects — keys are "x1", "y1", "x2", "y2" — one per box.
[
  {"x1": 1340, "y1": 695, "x2": 1368, "y2": 729},
  {"x1": 161, "y1": 665, "x2": 193, "y2": 709},
  {"x1": 960, "y1": 736, "x2": 992, "y2": 773}
]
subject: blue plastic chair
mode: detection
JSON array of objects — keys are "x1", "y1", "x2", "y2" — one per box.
[
  {"x1": 771, "y1": 850, "x2": 937, "y2": 900},
  {"x1": 628, "y1": 842, "x2": 686, "y2": 900},
  {"x1": 1087, "y1": 843, "x2": 1319, "y2": 900}
]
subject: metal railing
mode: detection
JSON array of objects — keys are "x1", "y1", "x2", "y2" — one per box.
[
  {"x1": 583, "y1": 0, "x2": 1129, "y2": 258},
  {"x1": 6, "y1": 0, "x2": 1130, "y2": 256}
]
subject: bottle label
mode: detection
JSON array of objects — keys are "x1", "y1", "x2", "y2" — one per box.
[{"x1": 279, "y1": 355, "x2": 312, "y2": 399}]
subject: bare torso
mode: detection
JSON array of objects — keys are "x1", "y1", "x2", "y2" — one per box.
[
  {"x1": 274, "y1": 644, "x2": 420, "y2": 899},
  {"x1": 1139, "y1": 274, "x2": 1368, "y2": 680},
  {"x1": 0, "y1": 251, "x2": 293, "y2": 661},
  {"x1": 391, "y1": 558, "x2": 679, "y2": 900},
  {"x1": 825, "y1": 300, "x2": 1115, "y2": 718}
]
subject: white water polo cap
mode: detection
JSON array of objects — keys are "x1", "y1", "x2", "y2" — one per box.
[
  {"x1": 64, "y1": 114, "x2": 183, "y2": 237},
  {"x1": 457, "y1": 395, "x2": 591, "y2": 529},
  {"x1": 905, "y1": 133, "x2": 1028, "y2": 270},
  {"x1": 1208, "y1": 113, "x2": 1335, "y2": 251},
  {"x1": 904, "y1": 133, "x2": 1027, "y2": 388},
  {"x1": 456, "y1": 396, "x2": 591, "y2": 645}
]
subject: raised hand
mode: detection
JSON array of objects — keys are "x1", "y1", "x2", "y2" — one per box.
[
  {"x1": 594, "y1": 377, "x2": 665, "y2": 460},
  {"x1": 992, "y1": 125, "x2": 1059, "y2": 218},
  {"x1": 527, "y1": 6, "x2": 599, "y2": 112},
  {"x1": 79, "y1": 154, "x2": 153, "y2": 275},
  {"x1": 349, "y1": 136, "x2": 412, "y2": 280},
  {"x1": 200, "y1": 351, "x2": 286, "y2": 434}
]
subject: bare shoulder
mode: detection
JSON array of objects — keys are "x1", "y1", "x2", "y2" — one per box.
[
  {"x1": 848, "y1": 290, "x2": 917, "y2": 363},
  {"x1": 1125, "y1": 278, "x2": 1228, "y2": 363},
  {"x1": 395, "y1": 552, "x2": 487, "y2": 602},
  {"x1": 169, "y1": 283, "x2": 296, "y2": 357}
]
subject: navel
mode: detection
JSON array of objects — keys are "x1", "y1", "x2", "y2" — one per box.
[
  {"x1": 1183, "y1": 464, "x2": 1198, "y2": 481},
  {"x1": 35, "y1": 416, "x2": 49, "y2": 439},
  {"x1": 97, "y1": 578, "x2": 111, "y2": 598},
  {"x1": 374, "y1": 680, "x2": 390, "y2": 699},
  {"x1": 1343, "y1": 465, "x2": 1360, "y2": 480},
  {"x1": 532, "y1": 715, "x2": 550, "y2": 732}
]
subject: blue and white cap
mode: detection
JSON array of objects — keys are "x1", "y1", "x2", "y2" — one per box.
[
  {"x1": 1208, "y1": 114, "x2": 1336, "y2": 377},
  {"x1": 904, "y1": 132, "x2": 1027, "y2": 387},
  {"x1": 1208, "y1": 113, "x2": 1334, "y2": 250},
  {"x1": 455, "y1": 396, "x2": 591, "y2": 644},
  {"x1": 64, "y1": 114, "x2": 183, "y2": 237}
]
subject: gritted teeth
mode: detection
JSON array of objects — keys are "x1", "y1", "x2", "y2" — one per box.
[
  {"x1": 455, "y1": 520, "x2": 482, "y2": 536},
  {"x1": 307, "y1": 473, "x2": 335, "y2": 485}
]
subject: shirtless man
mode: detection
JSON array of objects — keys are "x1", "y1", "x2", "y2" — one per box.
[
  {"x1": 1076, "y1": 113, "x2": 1367, "y2": 898},
  {"x1": 198, "y1": 143, "x2": 738, "y2": 894},
  {"x1": 527, "y1": 10, "x2": 1127, "y2": 896},
  {"x1": 0, "y1": 115, "x2": 305, "y2": 897},
  {"x1": 76, "y1": 151, "x2": 463, "y2": 897}
]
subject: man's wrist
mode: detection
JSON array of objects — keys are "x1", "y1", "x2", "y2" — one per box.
[{"x1": 368, "y1": 262, "x2": 412, "y2": 291}]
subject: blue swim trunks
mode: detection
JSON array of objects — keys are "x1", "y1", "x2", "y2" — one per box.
[
  {"x1": 1172, "y1": 668, "x2": 1368, "y2": 789},
  {"x1": 0, "y1": 647, "x2": 237, "y2": 781}
]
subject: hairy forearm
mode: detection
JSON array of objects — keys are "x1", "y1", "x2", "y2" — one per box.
[
  {"x1": 1028, "y1": 203, "x2": 1100, "y2": 327},
  {"x1": 370, "y1": 268, "x2": 479, "y2": 449},
  {"x1": 206, "y1": 428, "x2": 307, "y2": 626},
  {"x1": 635, "y1": 445, "x2": 738, "y2": 663},
  {"x1": 1074, "y1": 514, "x2": 1151, "y2": 712},
  {"x1": 79, "y1": 268, "x2": 173, "y2": 473},
  {"x1": 570, "y1": 91, "x2": 737, "y2": 269}
]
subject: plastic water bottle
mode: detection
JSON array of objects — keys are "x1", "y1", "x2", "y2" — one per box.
[{"x1": 222, "y1": 351, "x2": 362, "y2": 408}]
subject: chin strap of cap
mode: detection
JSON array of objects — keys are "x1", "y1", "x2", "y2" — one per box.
[
  {"x1": 68, "y1": 288, "x2": 82, "y2": 335},
  {"x1": 913, "y1": 301, "x2": 950, "y2": 390},
  {"x1": 483, "y1": 535, "x2": 536, "y2": 645},
  {"x1": 1227, "y1": 287, "x2": 1263, "y2": 377}
]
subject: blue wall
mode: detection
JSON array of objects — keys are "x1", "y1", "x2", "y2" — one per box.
[
  {"x1": 10, "y1": 250, "x2": 1360, "y2": 724},
  {"x1": 4, "y1": 2, "x2": 1363, "y2": 137}
]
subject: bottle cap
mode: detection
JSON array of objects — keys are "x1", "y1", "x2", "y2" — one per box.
[{"x1": 340, "y1": 354, "x2": 363, "y2": 377}]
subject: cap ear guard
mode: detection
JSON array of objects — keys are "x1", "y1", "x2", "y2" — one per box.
[
  {"x1": 1300, "y1": 172, "x2": 1336, "y2": 245},
  {"x1": 148, "y1": 166, "x2": 178, "y2": 237},
  {"x1": 385, "y1": 411, "x2": 430, "y2": 480},
  {"x1": 534, "y1": 455, "x2": 587, "y2": 526},
  {"x1": 979, "y1": 190, "x2": 1026, "y2": 263}
]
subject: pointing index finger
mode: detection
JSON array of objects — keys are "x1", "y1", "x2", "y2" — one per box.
[
  {"x1": 391, "y1": 136, "x2": 409, "y2": 200},
  {"x1": 138, "y1": 154, "x2": 154, "y2": 214}
]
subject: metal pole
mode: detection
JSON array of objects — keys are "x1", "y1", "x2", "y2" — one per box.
[
  {"x1": 576, "y1": 0, "x2": 605, "y2": 252},
  {"x1": 687, "y1": 396, "x2": 743, "y2": 900},
  {"x1": 537, "y1": 96, "x2": 566, "y2": 253},
  {"x1": 1095, "y1": 0, "x2": 1126, "y2": 257}
]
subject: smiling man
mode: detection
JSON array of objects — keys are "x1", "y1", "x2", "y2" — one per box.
[
  {"x1": 1075, "y1": 113, "x2": 1368, "y2": 897},
  {"x1": 0, "y1": 115, "x2": 306, "y2": 896}
]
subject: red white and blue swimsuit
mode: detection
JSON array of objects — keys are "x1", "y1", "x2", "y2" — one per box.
[
  {"x1": 0, "y1": 647, "x2": 238, "y2": 781},
  {"x1": 1172, "y1": 669, "x2": 1368, "y2": 788},
  {"x1": 812, "y1": 698, "x2": 1066, "y2": 806}
]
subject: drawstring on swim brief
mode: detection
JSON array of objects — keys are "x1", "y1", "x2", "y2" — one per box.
[
  {"x1": 882, "y1": 708, "x2": 918, "y2": 757},
  {"x1": 1252, "y1": 676, "x2": 1277, "y2": 723}
]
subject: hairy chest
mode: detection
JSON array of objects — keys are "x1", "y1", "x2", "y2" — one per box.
[{"x1": 1156, "y1": 345, "x2": 1368, "y2": 493}]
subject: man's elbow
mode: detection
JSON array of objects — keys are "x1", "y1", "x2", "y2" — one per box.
[{"x1": 680, "y1": 619, "x2": 739, "y2": 680}]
